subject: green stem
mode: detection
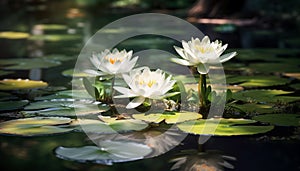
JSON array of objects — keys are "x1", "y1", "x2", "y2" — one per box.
[
  {"x1": 110, "y1": 76, "x2": 115, "y2": 103},
  {"x1": 198, "y1": 74, "x2": 207, "y2": 116}
]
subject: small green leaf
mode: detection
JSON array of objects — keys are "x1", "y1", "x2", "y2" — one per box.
[
  {"x1": 132, "y1": 111, "x2": 202, "y2": 124},
  {"x1": 177, "y1": 118, "x2": 274, "y2": 136},
  {"x1": 253, "y1": 114, "x2": 300, "y2": 126}
]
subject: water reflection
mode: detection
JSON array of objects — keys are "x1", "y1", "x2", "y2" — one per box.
[{"x1": 170, "y1": 149, "x2": 236, "y2": 171}]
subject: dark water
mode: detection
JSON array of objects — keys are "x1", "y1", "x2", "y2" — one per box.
[{"x1": 0, "y1": 1, "x2": 300, "y2": 171}]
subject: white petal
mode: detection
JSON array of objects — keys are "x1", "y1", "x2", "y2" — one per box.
[
  {"x1": 170, "y1": 58, "x2": 193, "y2": 66},
  {"x1": 220, "y1": 52, "x2": 237, "y2": 63},
  {"x1": 126, "y1": 96, "x2": 145, "y2": 109},
  {"x1": 202, "y1": 36, "x2": 210, "y2": 44},
  {"x1": 113, "y1": 86, "x2": 137, "y2": 97},
  {"x1": 197, "y1": 63, "x2": 209, "y2": 74},
  {"x1": 174, "y1": 46, "x2": 188, "y2": 60},
  {"x1": 84, "y1": 69, "x2": 105, "y2": 76}
]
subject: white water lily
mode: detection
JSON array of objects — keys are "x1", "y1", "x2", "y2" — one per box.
[
  {"x1": 85, "y1": 48, "x2": 138, "y2": 76},
  {"x1": 114, "y1": 67, "x2": 177, "y2": 109},
  {"x1": 172, "y1": 36, "x2": 237, "y2": 74}
]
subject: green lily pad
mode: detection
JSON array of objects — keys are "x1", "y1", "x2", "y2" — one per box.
[
  {"x1": 62, "y1": 69, "x2": 89, "y2": 77},
  {"x1": 0, "y1": 31, "x2": 30, "y2": 39},
  {"x1": 176, "y1": 118, "x2": 274, "y2": 136},
  {"x1": 23, "y1": 101, "x2": 109, "y2": 117},
  {"x1": 0, "y1": 58, "x2": 61, "y2": 70},
  {"x1": 227, "y1": 75, "x2": 290, "y2": 87},
  {"x1": 35, "y1": 90, "x2": 93, "y2": 100},
  {"x1": 290, "y1": 83, "x2": 300, "y2": 90},
  {"x1": 229, "y1": 103, "x2": 275, "y2": 114},
  {"x1": 132, "y1": 111, "x2": 202, "y2": 124},
  {"x1": 0, "y1": 100, "x2": 29, "y2": 111},
  {"x1": 0, "y1": 79, "x2": 48, "y2": 90},
  {"x1": 29, "y1": 34, "x2": 81, "y2": 42},
  {"x1": 71, "y1": 117, "x2": 148, "y2": 134},
  {"x1": 253, "y1": 114, "x2": 300, "y2": 126},
  {"x1": 35, "y1": 24, "x2": 67, "y2": 30},
  {"x1": 0, "y1": 117, "x2": 73, "y2": 136},
  {"x1": 0, "y1": 92, "x2": 18, "y2": 101},
  {"x1": 249, "y1": 63, "x2": 300, "y2": 73},
  {"x1": 0, "y1": 70, "x2": 14, "y2": 76},
  {"x1": 232, "y1": 90, "x2": 299, "y2": 103},
  {"x1": 231, "y1": 48, "x2": 300, "y2": 62},
  {"x1": 55, "y1": 141, "x2": 152, "y2": 165}
]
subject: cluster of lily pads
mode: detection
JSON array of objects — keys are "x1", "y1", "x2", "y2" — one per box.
[{"x1": 0, "y1": 32, "x2": 300, "y2": 167}]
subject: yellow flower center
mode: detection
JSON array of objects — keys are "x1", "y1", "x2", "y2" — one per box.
[
  {"x1": 196, "y1": 45, "x2": 214, "y2": 53},
  {"x1": 139, "y1": 79, "x2": 156, "y2": 87},
  {"x1": 105, "y1": 56, "x2": 123, "y2": 64}
]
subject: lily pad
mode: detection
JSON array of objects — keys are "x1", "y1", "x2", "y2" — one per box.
[
  {"x1": 249, "y1": 63, "x2": 300, "y2": 73},
  {"x1": 0, "y1": 117, "x2": 73, "y2": 136},
  {"x1": 0, "y1": 79, "x2": 48, "y2": 90},
  {"x1": 54, "y1": 141, "x2": 152, "y2": 165},
  {"x1": 229, "y1": 103, "x2": 275, "y2": 114},
  {"x1": 23, "y1": 101, "x2": 109, "y2": 117},
  {"x1": 62, "y1": 69, "x2": 89, "y2": 77},
  {"x1": 0, "y1": 92, "x2": 18, "y2": 101},
  {"x1": 71, "y1": 118, "x2": 148, "y2": 134},
  {"x1": 232, "y1": 90, "x2": 299, "y2": 103},
  {"x1": 0, "y1": 70, "x2": 14, "y2": 76},
  {"x1": 35, "y1": 90, "x2": 93, "y2": 100},
  {"x1": 290, "y1": 83, "x2": 300, "y2": 90},
  {"x1": 29, "y1": 34, "x2": 81, "y2": 42},
  {"x1": 0, "y1": 100, "x2": 29, "y2": 111},
  {"x1": 253, "y1": 114, "x2": 300, "y2": 126},
  {"x1": 0, "y1": 58, "x2": 61, "y2": 70},
  {"x1": 132, "y1": 111, "x2": 202, "y2": 124},
  {"x1": 231, "y1": 48, "x2": 300, "y2": 62},
  {"x1": 35, "y1": 24, "x2": 68, "y2": 30},
  {"x1": 176, "y1": 118, "x2": 274, "y2": 136},
  {"x1": 227, "y1": 75, "x2": 290, "y2": 87},
  {"x1": 0, "y1": 31, "x2": 30, "y2": 39}
]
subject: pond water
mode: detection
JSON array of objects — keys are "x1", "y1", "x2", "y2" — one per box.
[{"x1": 0, "y1": 1, "x2": 300, "y2": 171}]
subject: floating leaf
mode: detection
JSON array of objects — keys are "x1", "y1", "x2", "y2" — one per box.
[
  {"x1": 35, "y1": 24, "x2": 68, "y2": 30},
  {"x1": 0, "y1": 100, "x2": 29, "y2": 111},
  {"x1": 0, "y1": 70, "x2": 14, "y2": 76},
  {"x1": 55, "y1": 141, "x2": 152, "y2": 165},
  {"x1": 0, "y1": 92, "x2": 18, "y2": 101},
  {"x1": 0, "y1": 117, "x2": 73, "y2": 136},
  {"x1": 177, "y1": 118, "x2": 274, "y2": 136},
  {"x1": 23, "y1": 101, "x2": 109, "y2": 117},
  {"x1": 71, "y1": 118, "x2": 148, "y2": 134},
  {"x1": 227, "y1": 75, "x2": 290, "y2": 87},
  {"x1": 229, "y1": 103, "x2": 275, "y2": 114},
  {"x1": 253, "y1": 114, "x2": 300, "y2": 126},
  {"x1": 35, "y1": 90, "x2": 93, "y2": 100},
  {"x1": 0, "y1": 79, "x2": 48, "y2": 90},
  {"x1": 249, "y1": 63, "x2": 300, "y2": 73},
  {"x1": 29, "y1": 34, "x2": 81, "y2": 42},
  {"x1": 0, "y1": 58, "x2": 61, "y2": 70},
  {"x1": 231, "y1": 48, "x2": 300, "y2": 62},
  {"x1": 0, "y1": 31, "x2": 30, "y2": 39},
  {"x1": 62, "y1": 69, "x2": 89, "y2": 77},
  {"x1": 290, "y1": 83, "x2": 300, "y2": 90},
  {"x1": 132, "y1": 111, "x2": 202, "y2": 124},
  {"x1": 232, "y1": 90, "x2": 299, "y2": 103}
]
